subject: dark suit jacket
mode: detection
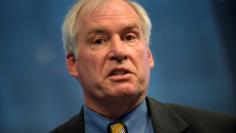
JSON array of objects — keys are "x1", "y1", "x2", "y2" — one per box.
[{"x1": 50, "y1": 97, "x2": 236, "y2": 133}]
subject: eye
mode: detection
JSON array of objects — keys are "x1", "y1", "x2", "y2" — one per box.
[
  {"x1": 86, "y1": 33, "x2": 109, "y2": 48},
  {"x1": 93, "y1": 38, "x2": 106, "y2": 45},
  {"x1": 89, "y1": 37, "x2": 109, "y2": 46},
  {"x1": 124, "y1": 33, "x2": 137, "y2": 41}
]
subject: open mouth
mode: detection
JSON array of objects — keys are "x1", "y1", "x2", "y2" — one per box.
[{"x1": 108, "y1": 69, "x2": 130, "y2": 76}]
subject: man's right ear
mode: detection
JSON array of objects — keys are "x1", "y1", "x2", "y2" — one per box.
[{"x1": 66, "y1": 53, "x2": 79, "y2": 78}]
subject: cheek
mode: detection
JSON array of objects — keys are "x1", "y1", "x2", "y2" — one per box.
[
  {"x1": 79, "y1": 54, "x2": 98, "y2": 72},
  {"x1": 134, "y1": 47, "x2": 149, "y2": 65},
  {"x1": 77, "y1": 50, "x2": 105, "y2": 79},
  {"x1": 134, "y1": 48, "x2": 152, "y2": 77}
]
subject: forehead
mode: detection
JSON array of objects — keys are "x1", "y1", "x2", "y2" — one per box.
[{"x1": 77, "y1": 0, "x2": 140, "y2": 32}]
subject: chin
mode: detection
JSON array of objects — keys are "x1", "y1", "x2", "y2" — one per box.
[{"x1": 110, "y1": 84, "x2": 142, "y2": 96}]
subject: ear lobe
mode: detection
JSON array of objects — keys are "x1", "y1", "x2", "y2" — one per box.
[
  {"x1": 66, "y1": 53, "x2": 79, "y2": 78},
  {"x1": 147, "y1": 48, "x2": 154, "y2": 68}
]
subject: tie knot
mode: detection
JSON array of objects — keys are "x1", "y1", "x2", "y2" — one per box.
[{"x1": 107, "y1": 122, "x2": 128, "y2": 133}]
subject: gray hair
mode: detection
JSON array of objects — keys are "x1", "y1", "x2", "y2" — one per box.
[{"x1": 62, "y1": 0, "x2": 152, "y2": 57}]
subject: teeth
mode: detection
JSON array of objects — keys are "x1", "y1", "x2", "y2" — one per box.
[{"x1": 112, "y1": 70, "x2": 126, "y2": 75}]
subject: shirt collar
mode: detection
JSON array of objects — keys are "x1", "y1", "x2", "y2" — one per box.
[{"x1": 84, "y1": 100, "x2": 149, "y2": 133}]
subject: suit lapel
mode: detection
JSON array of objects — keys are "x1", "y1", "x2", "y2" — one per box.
[
  {"x1": 146, "y1": 97, "x2": 188, "y2": 133},
  {"x1": 76, "y1": 108, "x2": 85, "y2": 133},
  {"x1": 63, "y1": 108, "x2": 85, "y2": 133},
  {"x1": 78, "y1": 97, "x2": 188, "y2": 133},
  {"x1": 51, "y1": 108, "x2": 85, "y2": 133}
]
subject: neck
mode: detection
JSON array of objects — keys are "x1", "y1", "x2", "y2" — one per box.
[{"x1": 84, "y1": 94, "x2": 146, "y2": 120}]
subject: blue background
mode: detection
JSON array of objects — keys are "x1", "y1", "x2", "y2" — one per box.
[{"x1": 0, "y1": 0, "x2": 235, "y2": 132}]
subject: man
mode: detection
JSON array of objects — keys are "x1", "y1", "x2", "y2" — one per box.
[{"x1": 51, "y1": 0, "x2": 236, "y2": 133}]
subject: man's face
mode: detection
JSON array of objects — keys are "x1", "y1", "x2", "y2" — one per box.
[{"x1": 67, "y1": 0, "x2": 154, "y2": 104}]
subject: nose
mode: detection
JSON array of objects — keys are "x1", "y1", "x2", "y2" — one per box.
[{"x1": 108, "y1": 35, "x2": 129, "y2": 63}]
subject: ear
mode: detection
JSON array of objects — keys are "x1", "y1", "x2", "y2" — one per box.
[
  {"x1": 147, "y1": 48, "x2": 154, "y2": 68},
  {"x1": 66, "y1": 53, "x2": 80, "y2": 78}
]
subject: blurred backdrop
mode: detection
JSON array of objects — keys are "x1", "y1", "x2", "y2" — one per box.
[{"x1": 0, "y1": 0, "x2": 235, "y2": 132}]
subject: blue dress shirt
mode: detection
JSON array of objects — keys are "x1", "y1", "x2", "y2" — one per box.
[{"x1": 84, "y1": 100, "x2": 154, "y2": 133}]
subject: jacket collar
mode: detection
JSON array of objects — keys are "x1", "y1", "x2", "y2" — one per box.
[
  {"x1": 146, "y1": 97, "x2": 188, "y2": 133},
  {"x1": 77, "y1": 97, "x2": 188, "y2": 133}
]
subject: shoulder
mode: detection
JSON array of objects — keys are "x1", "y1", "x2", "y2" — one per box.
[
  {"x1": 148, "y1": 97, "x2": 236, "y2": 132},
  {"x1": 167, "y1": 103, "x2": 236, "y2": 128},
  {"x1": 166, "y1": 103, "x2": 235, "y2": 122},
  {"x1": 49, "y1": 109, "x2": 85, "y2": 133}
]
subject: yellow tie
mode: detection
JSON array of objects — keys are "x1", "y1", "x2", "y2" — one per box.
[{"x1": 108, "y1": 122, "x2": 127, "y2": 133}]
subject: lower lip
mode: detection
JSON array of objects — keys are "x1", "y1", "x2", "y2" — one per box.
[{"x1": 108, "y1": 73, "x2": 133, "y2": 81}]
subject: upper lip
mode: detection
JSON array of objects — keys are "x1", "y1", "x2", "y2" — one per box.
[{"x1": 107, "y1": 67, "x2": 133, "y2": 77}]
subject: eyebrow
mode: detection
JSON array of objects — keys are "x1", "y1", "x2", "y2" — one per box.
[
  {"x1": 121, "y1": 24, "x2": 140, "y2": 33},
  {"x1": 86, "y1": 28, "x2": 108, "y2": 37},
  {"x1": 86, "y1": 24, "x2": 140, "y2": 36}
]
